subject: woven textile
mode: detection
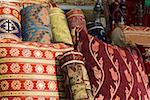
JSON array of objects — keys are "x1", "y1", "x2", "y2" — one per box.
[
  {"x1": 0, "y1": 2, "x2": 21, "y2": 41},
  {"x1": 21, "y1": 4, "x2": 52, "y2": 44},
  {"x1": 67, "y1": 12, "x2": 150, "y2": 99},
  {"x1": 20, "y1": 0, "x2": 49, "y2": 9},
  {"x1": 66, "y1": 9, "x2": 87, "y2": 49},
  {"x1": 137, "y1": 44, "x2": 150, "y2": 86},
  {"x1": 49, "y1": 7, "x2": 73, "y2": 45},
  {"x1": 80, "y1": 31, "x2": 150, "y2": 99},
  {"x1": 121, "y1": 25, "x2": 150, "y2": 44},
  {"x1": 60, "y1": 51, "x2": 94, "y2": 99},
  {"x1": 87, "y1": 21, "x2": 107, "y2": 43},
  {"x1": 0, "y1": 39, "x2": 74, "y2": 99}
]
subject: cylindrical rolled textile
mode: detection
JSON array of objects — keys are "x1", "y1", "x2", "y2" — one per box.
[
  {"x1": 21, "y1": 4, "x2": 52, "y2": 44},
  {"x1": 87, "y1": 21, "x2": 107, "y2": 42},
  {"x1": 61, "y1": 51, "x2": 94, "y2": 100},
  {"x1": 66, "y1": 9, "x2": 87, "y2": 50},
  {"x1": 49, "y1": 7, "x2": 73, "y2": 45},
  {"x1": 0, "y1": 39, "x2": 74, "y2": 100},
  {"x1": 0, "y1": 2, "x2": 21, "y2": 41},
  {"x1": 66, "y1": 9, "x2": 86, "y2": 33}
]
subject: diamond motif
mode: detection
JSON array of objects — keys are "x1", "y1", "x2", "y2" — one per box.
[
  {"x1": 10, "y1": 48, "x2": 20, "y2": 56},
  {"x1": 48, "y1": 81, "x2": 57, "y2": 91},
  {"x1": 45, "y1": 51, "x2": 53, "y2": 59},
  {"x1": 23, "y1": 64, "x2": 33, "y2": 73},
  {"x1": 46, "y1": 65, "x2": 55, "y2": 74},
  {"x1": 24, "y1": 80, "x2": 34, "y2": 90},
  {"x1": 35, "y1": 64, "x2": 44, "y2": 73},
  {"x1": 33, "y1": 50, "x2": 43, "y2": 58},
  {"x1": 22, "y1": 49, "x2": 31, "y2": 57},
  {"x1": 36, "y1": 80, "x2": 45, "y2": 90}
]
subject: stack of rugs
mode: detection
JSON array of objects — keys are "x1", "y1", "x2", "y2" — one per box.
[{"x1": 0, "y1": 1, "x2": 150, "y2": 100}]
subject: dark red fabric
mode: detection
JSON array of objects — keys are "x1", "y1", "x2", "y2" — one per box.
[
  {"x1": 144, "y1": 14, "x2": 150, "y2": 27},
  {"x1": 79, "y1": 30, "x2": 150, "y2": 99},
  {"x1": 67, "y1": 9, "x2": 150, "y2": 99},
  {"x1": 137, "y1": 44, "x2": 150, "y2": 85}
]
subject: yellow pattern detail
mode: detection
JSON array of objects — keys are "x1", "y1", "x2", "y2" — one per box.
[
  {"x1": 0, "y1": 58, "x2": 55, "y2": 64},
  {"x1": 0, "y1": 74, "x2": 57, "y2": 80},
  {"x1": 0, "y1": 91, "x2": 61, "y2": 97}
]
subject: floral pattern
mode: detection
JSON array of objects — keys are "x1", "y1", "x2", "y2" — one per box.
[
  {"x1": 24, "y1": 80, "x2": 34, "y2": 90},
  {"x1": 33, "y1": 50, "x2": 43, "y2": 58},
  {"x1": 23, "y1": 64, "x2": 33, "y2": 73},
  {"x1": 0, "y1": 48, "x2": 7, "y2": 57},
  {"x1": 1, "y1": 80, "x2": 9, "y2": 90},
  {"x1": 35, "y1": 64, "x2": 44, "y2": 73},
  {"x1": 36, "y1": 80, "x2": 45, "y2": 90},
  {"x1": 0, "y1": 38, "x2": 74, "y2": 99},
  {"x1": 10, "y1": 63, "x2": 20, "y2": 73},
  {"x1": 0, "y1": 64, "x2": 8, "y2": 74},
  {"x1": 137, "y1": 44, "x2": 150, "y2": 86},
  {"x1": 73, "y1": 17, "x2": 150, "y2": 99},
  {"x1": 11, "y1": 80, "x2": 21, "y2": 90},
  {"x1": 22, "y1": 49, "x2": 31, "y2": 57},
  {"x1": 10, "y1": 48, "x2": 20, "y2": 56}
]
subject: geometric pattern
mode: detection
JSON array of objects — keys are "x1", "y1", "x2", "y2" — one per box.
[
  {"x1": 0, "y1": 3, "x2": 21, "y2": 40},
  {"x1": 0, "y1": 39, "x2": 74, "y2": 99},
  {"x1": 0, "y1": 19, "x2": 19, "y2": 34}
]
